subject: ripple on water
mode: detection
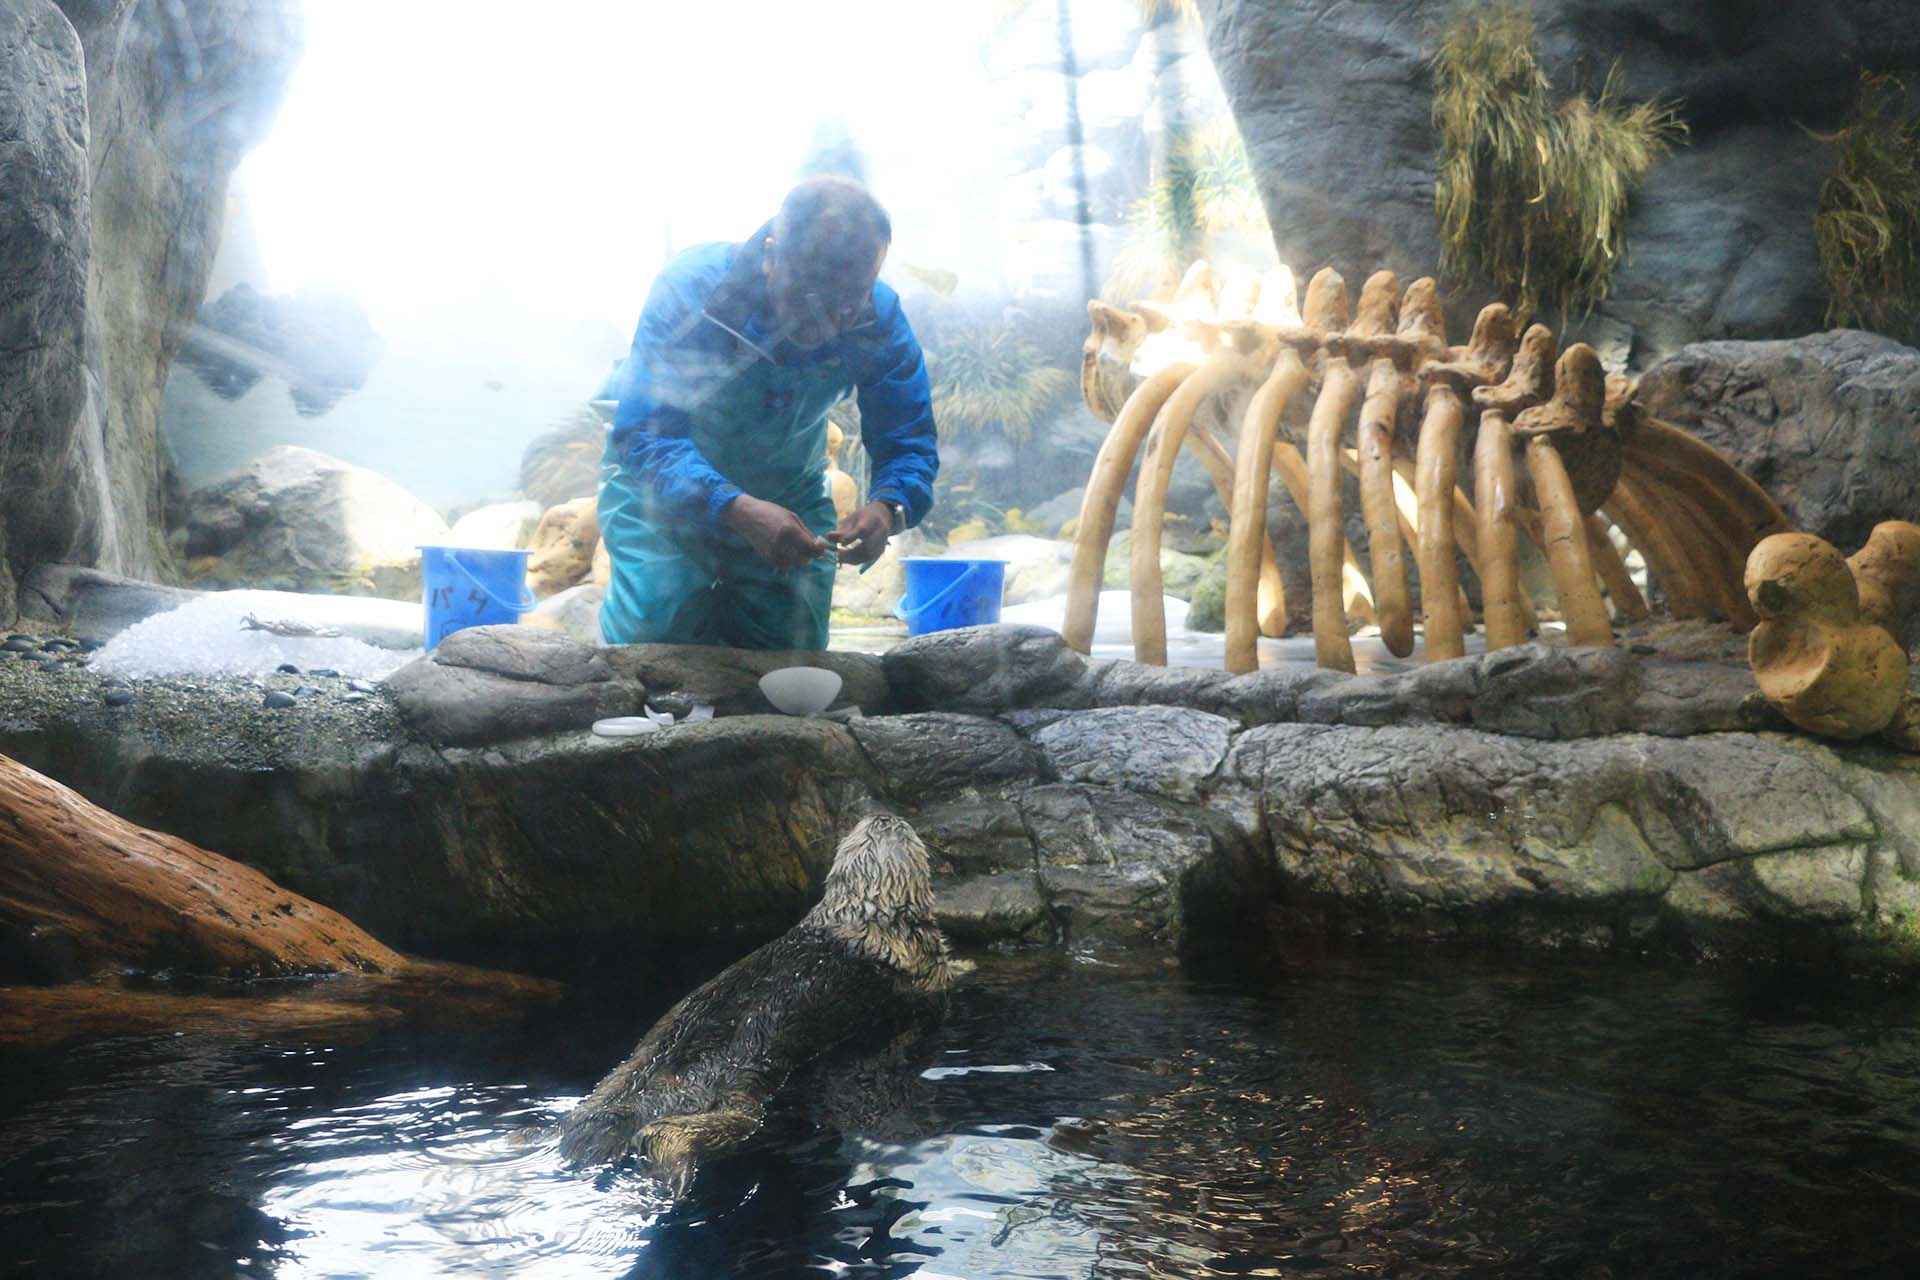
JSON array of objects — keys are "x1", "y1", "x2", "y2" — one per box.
[{"x1": 6, "y1": 951, "x2": 1920, "y2": 1277}]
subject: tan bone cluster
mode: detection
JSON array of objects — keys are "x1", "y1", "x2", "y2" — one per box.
[
  {"x1": 1744, "y1": 523, "x2": 1920, "y2": 744},
  {"x1": 1069, "y1": 261, "x2": 1793, "y2": 675}
]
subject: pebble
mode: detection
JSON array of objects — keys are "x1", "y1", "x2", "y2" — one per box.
[
  {"x1": 100, "y1": 677, "x2": 131, "y2": 689},
  {"x1": 293, "y1": 685, "x2": 321, "y2": 697},
  {"x1": 39, "y1": 638, "x2": 78, "y2": 652},
  {"x1": 309, "y1": 668, "x2": 341, "y2": 679},
  {"x1": 2, "y1": 636, "x2": 37, "y2": 653},
  {"x1": 347, "y1": 679, "x2": 378, "y2": 694},
  {"x1": 103, "y1": 689, "x2": 135, "y2": 708},
  {"x1": 276, "y1": 662, "x2": 301, "y2": 675},
  {"x1": 340, "y1": 692, "x2": 370, "y2": 704},
  {"x1": 1630, "y1": 643, "x2": 1658, "y2": 655},
  {"x1": 263, "y1": 691, "x2": 298, "y2": 709}
]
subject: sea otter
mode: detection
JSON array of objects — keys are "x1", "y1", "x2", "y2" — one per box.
[{"x1": 556, "y1": 814, "x2": 955, "y2": 1192}]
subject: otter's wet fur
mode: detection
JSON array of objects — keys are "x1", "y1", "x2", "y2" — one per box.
[{"x1": 556, "y1": 815, "x2": 954, "y2": 1190}]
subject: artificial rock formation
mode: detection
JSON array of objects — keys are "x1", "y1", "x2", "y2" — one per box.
[
  {"x1": 1198, "y1": 0, "x2": 1920, "y2": 365},
  {"x1": 1745, "y1": 525, "x2": 1920, "y2": 743},
  {"x1": 527, "y1": 495, "x2": 602, "y2": 598},
  {"x1": 181, "y1": 445, "x2": 449, "y2": 597},
  {"x1": 0, "y1": 0, "x2": 302, "y2": 622},
  {"x1": 1638, "y1": 331, "x2": 1920, "y2": 552},
  {"x1": 1072, "y1": 260, "x2": 1785, "y2": 673},
  {"x1": 15, "y1": 621, "x2": 1920, "y2": 971}
]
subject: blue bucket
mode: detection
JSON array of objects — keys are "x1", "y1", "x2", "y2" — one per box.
[
  {"x1": 895, "y1": 557, "x2": 1007, "y2": 637},
  {"x1": 419, "y1": 545, "x2": 536, "y2": 650}
]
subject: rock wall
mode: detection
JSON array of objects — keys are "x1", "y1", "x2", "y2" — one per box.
[
  {"x1": 0, "y1": 0, "x2": 300, "y2": 623},
  {"x1": 6, "y1": 621, "x2": 1920, "y2": 971},
  {"x1": 1198, "y1": 0, "x2": 1920, "y2": 367}
]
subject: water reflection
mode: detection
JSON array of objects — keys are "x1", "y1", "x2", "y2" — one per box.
[{"x1": 5, "y1": 951, "x2": 1920, "y2": 1276}]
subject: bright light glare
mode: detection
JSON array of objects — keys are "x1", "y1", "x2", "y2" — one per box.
[{"x1": 239, "y1": 0, "x2": 1005, "y2": 339}]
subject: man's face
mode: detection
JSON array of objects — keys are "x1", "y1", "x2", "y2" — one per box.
[{"x1": 764, "y1": 232, "x2": 886, "y2": 351}]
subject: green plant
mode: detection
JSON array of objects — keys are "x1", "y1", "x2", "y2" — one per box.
[
  {"x1": 1106, "y1": 120, "x2": 1269, "y2": 301},
  {"x1": 926, "y1": 326, "x2": 1072, "y2": 446},
  {"x1": 1813, "y1": 73, "x2": 1920, "y2": 343},
  {"x1": 1430, "y1": 0, "x2": 1684, "y2": 319}
]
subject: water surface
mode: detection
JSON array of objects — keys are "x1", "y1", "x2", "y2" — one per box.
[{"x1": 4, "y1": 948, "x2": 1918, "y2": 1277}]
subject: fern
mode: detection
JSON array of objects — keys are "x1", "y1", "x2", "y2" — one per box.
[
  {"x1": 1431, "y1": 1, "x2": 1684, "y2": 319},
  {"x1": 1814, "y1": 72, "x2": 1920, "y2": 344}
]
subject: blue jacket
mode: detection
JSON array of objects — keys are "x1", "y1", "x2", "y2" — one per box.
[{"x1": 607, "y1": 223, "x2": 938, "y2": 537}]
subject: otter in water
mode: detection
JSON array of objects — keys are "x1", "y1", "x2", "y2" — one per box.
[{"x1": 556, "y1": 814, "x2": 955, "y2": 1192}]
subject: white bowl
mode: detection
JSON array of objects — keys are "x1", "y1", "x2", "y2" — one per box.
[{"x1": 759, "y1": 666, "x2": 843, "y2": 717}]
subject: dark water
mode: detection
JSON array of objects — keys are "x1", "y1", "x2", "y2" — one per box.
[{"x1": 4, "y1": 948, "x2": 1920, "y2": 1278}]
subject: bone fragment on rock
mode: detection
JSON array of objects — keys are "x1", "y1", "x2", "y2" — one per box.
[
  {"x1": 1848, "y1": 521, "x2": 1920, "y2": 655},
  {"x1": 1746, "y1": 532, "x2": 1909, "y2": 740}
]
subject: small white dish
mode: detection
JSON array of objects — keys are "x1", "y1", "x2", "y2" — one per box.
[
  {"x1": 758, "y1": 666, "x2": 843, "y2": 717},
  {"x1": 592, "y1": 716, "x2": 661, "y2": 737}
]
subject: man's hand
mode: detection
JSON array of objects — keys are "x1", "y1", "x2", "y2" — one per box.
[
  {"x1": 724, "y1": 494, "x2": 832, "y2": 570},
  {"x1": 830, "y1": 500, "x2": 896, "y2": 567}
]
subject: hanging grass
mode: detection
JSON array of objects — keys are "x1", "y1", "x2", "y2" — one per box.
[
  {"x1": 927, "y1": 326, "x2": 1073, "y2": 446},
  {"x1": 1430, "y1": 1, "x2": 1684, "y2": 319},
  {"x1": 1106, "y1": 120, "x2": 1269, "y2": 302},
  {"x1": 1814, "y1": 73, "x2": 1920, "y2": 344}
]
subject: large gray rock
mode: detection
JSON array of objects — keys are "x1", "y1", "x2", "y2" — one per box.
[
  {"x1": 0, "y1": 0, "x2": 301, "y2": 623},
  {"x1": 1635, "y1": 331, "x2": 1920, "y2": 550},
  {"x1": 849, "y1": 713, "x2": 1046, "y2": 805},
  {"x1": 884, "y1": 624, "x2": 1088, "y2": 713},
  {"x1": 17, "y1": 564, "x2": 201, "y2": 646},
  {"x1": 4, "y1": 639, "x2": 1920, "y2": 965},
  {"x1": 0, "y1": 1, "x2": 91, "y2": 625},
  {"x1": 385, "y1": 625, "x2": 643, "y2": 746},
  {"x1": 1198, "y1": 0, "x2": 1920, "y2": 366},
  {"x1": 182, "y1": 446, "x2": 450, "y2": 597},
  {"x1": 1027, "y1": 705, "x2": 1236, "y2": 801}
]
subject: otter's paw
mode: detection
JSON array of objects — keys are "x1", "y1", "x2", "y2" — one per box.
[{"x1": 639, "y1": 1106, "x2": 763, "y2": 1198}]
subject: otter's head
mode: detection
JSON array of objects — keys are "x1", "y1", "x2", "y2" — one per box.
[{"x1": 805, "y1": 814, "x2": 951, "y2": 989}]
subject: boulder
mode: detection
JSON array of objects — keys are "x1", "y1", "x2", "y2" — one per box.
[
  {"x1": 5, "y1": 630, "x2": 1920, "y2": 966},
  {"x1": 526, "y1": 496, "x2": 600, "y2": 599},
  {"x1": 447, "y1": 500, "x2": 543, "y2": 550},
  {"x1": 0, "y1": 752, "x2": 401, "y2": 983},
  {"x1": 1027, "y1": 486, "x2": 1128, "y2": 538},
  {"x1": 1198, "y1": 0, "x2": 1920, "y2": 365},
  {"x1": 1026, "y1": 705, "x2": 1237, "y2": 802},
  {"x1": 831, "y1": 546, "x2": 906, "y2": 619},
  {"x1": 182, "y1": 446, "x2": 450, "y2": 598},
  {"x1": 849, "y1": 713, "x2": 1046, "y2": 805},
  {"x1": 17, "y1": 565, "x2": 201, "y2": 647},
  {"x1": 385, "y1": 624, "x2": 644, "y2": 746},
  {"x1": 1102, "y1": 528, "x2": 1214, "y2": 598},
  {"x1": 523, "y1": 582, "x2": 604, "y2": 646},
  {"x1": 0, "y1": 0, "x2": 300, "y2": 621},
  {"x1": 883, "y1": 624, "x2": 1088, "y2": 714},
  {"x1": 518, "y1": 407, "x2": 606, "y2": 508},
  {"x1": 1636, "y1": 331, "x2": 1920, "y2": 550}
]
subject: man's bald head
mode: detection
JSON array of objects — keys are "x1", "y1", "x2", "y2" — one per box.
[
  {"x1": 774, "y1": 177, "x2": 892, "y2": 262},
  {"x1": 764, "y1": 178, "x2": 892, "y2": 350}
]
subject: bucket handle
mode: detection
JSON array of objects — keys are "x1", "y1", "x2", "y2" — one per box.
[
  {"x1": 893, "y1": 561, "x2": 994, "y2": 623},
  {"x1": 444, "y1": 550, "x2": 537, "y2": 614}
]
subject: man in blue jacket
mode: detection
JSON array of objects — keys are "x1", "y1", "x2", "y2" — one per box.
[{"x1": 598, "y1": 178, "x2": 938, "y2": 649}]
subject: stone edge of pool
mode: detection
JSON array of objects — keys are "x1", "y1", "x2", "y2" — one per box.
[{"x1": 4, "y1": 621, "x2": 1919, "y2": 974}]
